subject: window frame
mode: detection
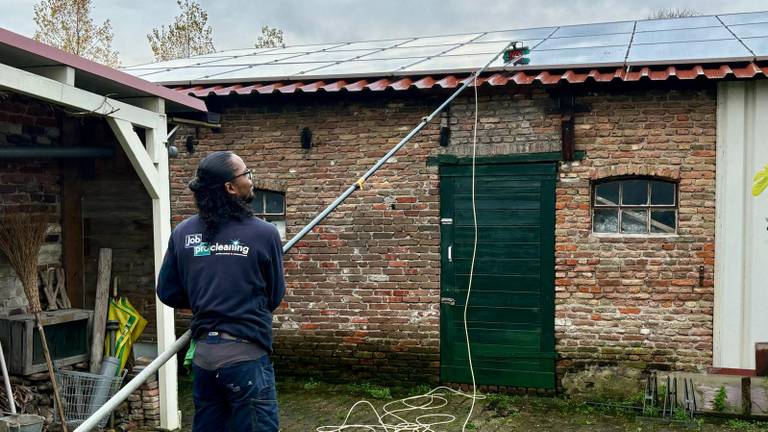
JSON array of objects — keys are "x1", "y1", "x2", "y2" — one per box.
[
  {"x1": 591, "y1": 177, "x2": 678, "y2": 236},
  {"x1": 250, "y1": 189, "x2": 287, "y2": 239}
]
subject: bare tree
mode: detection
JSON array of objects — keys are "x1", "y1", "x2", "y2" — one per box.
[
  {"x1": 33, "y1": 0, "x2": 120, "y2": 67},
  {"x1": 255, "y1": 25, "x2": 285, "y2": 49},
  {"x1": 647, "y1": 8, "x2": 702, "y2": 19},
  {"x1": 147, "y1": 0, "x2": 215, "y2": 61}
]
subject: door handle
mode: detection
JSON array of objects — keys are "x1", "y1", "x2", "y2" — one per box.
[{"x1": 448, "y1": 245, "x2": 452, "y2": 262}]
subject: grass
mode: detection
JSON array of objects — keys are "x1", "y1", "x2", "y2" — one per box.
[{"x1": 178, "y1": 376, "x2": 768, "y2": 432}]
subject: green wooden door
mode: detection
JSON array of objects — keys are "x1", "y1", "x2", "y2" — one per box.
[{"x1": 439, "y1": 162, "x2": 556, "y2": 389}]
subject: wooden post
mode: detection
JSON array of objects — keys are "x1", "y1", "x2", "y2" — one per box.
[
  {"x1": 742, "y1": 377, "x2": 752, "y2": 416},
  {"x1": 89, "y1": 248, "x2": 112, "y2": 373}
]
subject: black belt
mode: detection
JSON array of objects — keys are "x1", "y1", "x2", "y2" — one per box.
[{"x1": 206, "y1": 331, "x2": 251, "y2": 343}]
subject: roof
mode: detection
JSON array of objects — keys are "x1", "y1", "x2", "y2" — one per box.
[
  {"x1": 0, "y1": 27, "x2": 207, "y2": 113},
  {"x1": 169, "y1": 64, "x2": 768, "y2": 97},
  {"x1": 124, "y1": 10, "x2": 768, "y2": 93}
]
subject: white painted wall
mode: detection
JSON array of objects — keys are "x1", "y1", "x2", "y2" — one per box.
[{"x1": 715, "y1": 81, "x2": 768, "y2": 369}]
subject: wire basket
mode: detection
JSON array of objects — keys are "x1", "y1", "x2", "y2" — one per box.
[{"x1": 54, "y1": 369, "x2": 126, "y2": 429}]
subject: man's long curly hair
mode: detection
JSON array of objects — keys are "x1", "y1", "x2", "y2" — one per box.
[{"x1": 188, "y1": 151, "x2": 253, "y2": 241}]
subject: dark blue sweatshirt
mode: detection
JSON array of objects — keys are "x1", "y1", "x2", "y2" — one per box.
[{"x1": 156, "y1": 215, "x2": 285, "y2": 353}]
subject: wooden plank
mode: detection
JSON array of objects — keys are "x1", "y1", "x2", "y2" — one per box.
[
  {"x1": 89, "y1": 248, "x2": 112, "y2": 373},
  {"x1": 454, "y1": 227, "x2": 539, "y2": 243},
  {"x1": 454, "y1": 209, "x2": 542, "y2": 226},
  {"x1": 453, "y1": 196, "x2": 541, "y2": 210},
  {"x1": 106, "y1": 118, "x2": 161, "y2": 199},
  {"x1": 57, "y1": 268, "x2": 72, "y2": 309},
  {"x1": 453, "y1": 274, "x2": 541, "y2": 293},
  {"x1": 0, "y1": 62, "x2": 162, "y2": 129},
  {"x1": 452, "y1": 258, "x2": 541, "y2": 275},
  {"x1": 40, "y1": 269, "x2": 58, "y2": 311},
  {"x1": 61, "y1": 164, "x2": 84, "y2": 308},
  {"x1": 453, "y1": 243, "x2": 539, "y2": 259}
]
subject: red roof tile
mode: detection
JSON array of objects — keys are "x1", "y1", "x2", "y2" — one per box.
[{"x1": 172, "y1": 63, "x2": 768, "y2": 98}]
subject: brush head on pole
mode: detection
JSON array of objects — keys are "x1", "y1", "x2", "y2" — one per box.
[{"x1": 0, "y1": 214, "x2": 49, "y2": 314}]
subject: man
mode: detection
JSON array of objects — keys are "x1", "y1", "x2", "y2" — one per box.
[{"x1": 157, "y1": 151, "x2": 285, "y2": 431}]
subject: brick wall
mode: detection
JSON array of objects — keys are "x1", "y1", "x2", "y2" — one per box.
[
  {"x1": 0, "y1": 93, "x2": 62, "y2": 313},
  {"x1": 555, "y1": 84, "x2": 717, "y2": 373},
  {"x1": 169, "y1": 83, "x2": 717, "y2": 383}
]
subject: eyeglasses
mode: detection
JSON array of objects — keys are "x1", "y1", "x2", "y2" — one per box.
[{"x1": 228, "y1": 169, "x2": 252, "y2": 182}]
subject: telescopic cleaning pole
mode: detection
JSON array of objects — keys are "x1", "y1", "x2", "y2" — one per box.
[{"x1": 74, "y1": 40, "x2": 522, "y2": 432}]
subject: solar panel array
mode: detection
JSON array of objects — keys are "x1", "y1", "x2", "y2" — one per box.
[{"x1": 123, "y1": 11, "x2": 768, "y2": 85}]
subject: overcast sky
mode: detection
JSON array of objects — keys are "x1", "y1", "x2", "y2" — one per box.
[{"x1": 1, "y1": 0, "x2": 766, "y2": 66}]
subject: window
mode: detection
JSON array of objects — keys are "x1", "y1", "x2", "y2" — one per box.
[
  {"x1": 250, "y1": 189, "x2": 286, "y2": 240},
  {"x1": 592, "y1": 178, "x2": 677, "y2": 234}
]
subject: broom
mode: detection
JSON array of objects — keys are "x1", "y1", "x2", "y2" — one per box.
[{"x1": 0, "y1": 214, "x2": 69, "y2": 432}]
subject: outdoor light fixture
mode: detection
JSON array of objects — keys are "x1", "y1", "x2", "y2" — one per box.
[
  {"x1": 439, "y1": 108, "x2": 451, "y2": 147},
  {"x1": 185, "y1": 135, "x2": 195, "y2": 154},
  {"x1": 300, "y1": 127, "x2": 313, "y2": 150}
]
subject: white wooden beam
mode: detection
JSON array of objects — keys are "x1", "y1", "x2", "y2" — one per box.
[
  {"x1": 0, "y1": 61, "x2": 161, "y2": 129},
  {"x1": 141, "y1": 98, "x2": 180, "y2": 431},
  {"x1": 106, "y1": 118, "x2": 161, "y2": 199},
  {"x1": 28, "y1": 65, "x2": 75, "y2": 86},
  {"x1": 139, "y1": 98, "x2": 167, "y2": 163},
  {"x1": 715, "y1": 81, "x2": 768, "y2": 369}
]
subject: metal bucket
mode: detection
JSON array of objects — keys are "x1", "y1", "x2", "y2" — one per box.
[{"x1": 0, "y1": 414, "x2": 45, "y2": 432}]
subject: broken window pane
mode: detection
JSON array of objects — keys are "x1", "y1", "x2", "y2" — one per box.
[
  {"x1": 651, "y1": 210, "x2": 676, "y2": 233},
  {"x1": 594, "y1": 209, "x2": 618, "y2": 233},
  {"x1": 595, "y1": 182, "x2": 620, "y2": 206},
  {"x1": 621, "y1": 209, "x2": 647, "y2": 233},
  {"x1": 650, "y1": 180, "x2": 675, "y2": 205},
  {"x1": 621, "y1": 180, "x2": 648, "y2": 205}
]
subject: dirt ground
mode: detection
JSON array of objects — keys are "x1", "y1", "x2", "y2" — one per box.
[{"x1": 178, "y1": 376, "x2": 768, "y2": 431}]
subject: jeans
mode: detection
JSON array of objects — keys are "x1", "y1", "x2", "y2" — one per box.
[{"x1": 192, "y1": 354, "x2": 279, "y2": 431}]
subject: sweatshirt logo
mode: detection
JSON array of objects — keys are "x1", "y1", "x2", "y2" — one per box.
[
  {"x1": 193, "y1": 239, "x2": 250, "y2": 257},
  {"x1": 185, "y1": 233, "x2": 203, "y2": 248}
]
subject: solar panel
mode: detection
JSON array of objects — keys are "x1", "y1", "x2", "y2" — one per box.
[
  {"x1": 397, "y1": 34, "x2": 482, "y2": 47},
  {"x1": 299, "y1": 58, "x2": 413, "y2": 77},
  {"x1": 326, "y1": 39, "x2": 411, "y2": 51},
  {"x1": 551, "y1": 21, "x2": 634, "y2": 38},
  {"x1": 272, "y1": 49, "x2": 380, "y2": 63},
  {"x1": 123, "y1": 56, "x2": 237, "y2": 71},
  {"x1": 362, "y1": 45, "x2": 462, "y2": 60},
  {"x1": 135, "y1": 66, "x2": 241, "y2": 82},
  {"x1": 124, "y1": 11, "x2": 768, "y2": 85},
  {"x1": 525, "y1": 45, "x2": 627, "y2": 68},
  {"x1": 729, "y1": 23, "x2": 768, "y2": 39},
  {"x1": 473, "y1": 27, "x2": 557, "y2": 43},
  {"x1": 448, "y1": 41, "x2": 536, "y2": 56},
  {"x1": 537, "y1": 33, "x2": 631, "y2": 50},
  {"x1": 743, "y1": 37, "x2": 768, "y2": 59},
  {"x1": 627, "y1": 39, "x2": 752, "y2": 65},
  {"x1": 200, "y1": 63, "x2": 338, "y2": 81},
  {"x1": 189, "y1": 52, "x2": 317, "y2": 68},
  {"x1": 635, "y1": 16, "x2": 721, "y2": 32},
  {"x1": 719, "y1": 11, "x2": 768, "y2": 26},
  {"x1": 633, "y1": 27, "x2": 733, "y2": 44},
  {"x1": 403, "y1": 54, "x2": 506, "y2": 74},
  {"x1": 260, "y1": 43, "x2": 347, "y2": 55}
]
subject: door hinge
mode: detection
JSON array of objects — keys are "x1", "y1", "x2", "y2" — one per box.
[
  {"x1": 440, "y1": 297, "x2": 455, "y2": 305},
  {"x1": 441, "y1": 218, "x2": 453, "y2": 225}
]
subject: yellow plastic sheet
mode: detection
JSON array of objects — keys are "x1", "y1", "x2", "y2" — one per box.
[{"x1": 104, "y1": 297, "x2": 148, "y2": 374}]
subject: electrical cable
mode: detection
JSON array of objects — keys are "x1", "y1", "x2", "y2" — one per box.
[{"x1": 316, "y1": 62, "x2": 485, "y2": 432}]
